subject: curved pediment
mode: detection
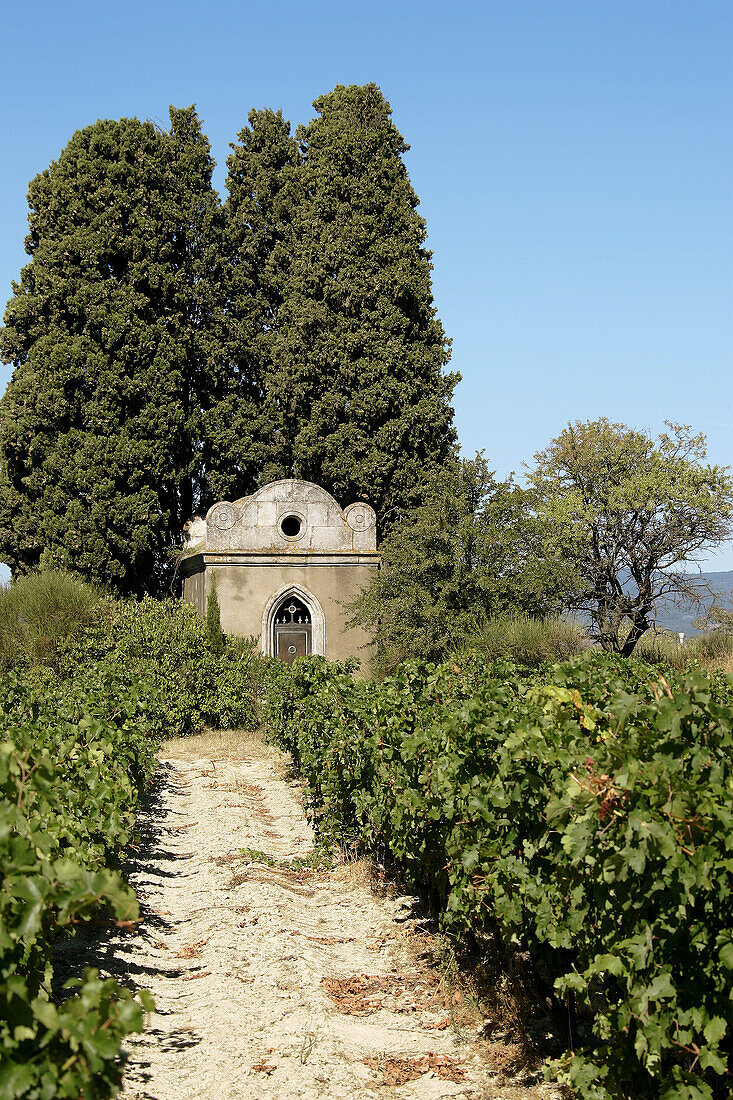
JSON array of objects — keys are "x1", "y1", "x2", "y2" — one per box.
[{"x1": 204, "y1": 479, "x2": 377, "y2": 554}]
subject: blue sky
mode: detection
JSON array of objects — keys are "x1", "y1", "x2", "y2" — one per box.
[{"x1": 1, "y1": 0, "x2": 731, "y2": 575}]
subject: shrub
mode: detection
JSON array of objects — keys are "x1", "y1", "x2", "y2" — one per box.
[
  {"x1": 0, "y1": 570, "x2": 104, "y2": 671},
  {"x1": 62, "y1": 596, "x2": 268, "y2": 735},
  {"x1": 689, "y1": 628, "x2": 733, "y2": 666},
  {"x1": 633, "y1": 629, "x2": 688, "y2": 670}
]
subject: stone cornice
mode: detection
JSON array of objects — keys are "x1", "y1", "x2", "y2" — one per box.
[{"x1": 179, "y1": 550, "x2": 380, "y2": 576}]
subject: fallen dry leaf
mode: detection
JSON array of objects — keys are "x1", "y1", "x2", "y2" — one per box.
[
  {"x1": 175, "y1": 937, "x2": 209, "y2": 959},
  {"x1": 363, "y1": 1052, "x2": 466, "y2": 1085},
  {"x1": 322, "y1": 974, "x2": 386, "y2": 1016},
  {"x1": 423, "y1": 1016, "x2": 450, "y2": 1030},
  {"x1": 252, "y1": 1058, "x2": 276, "y2": 1075},
  {"x1": 322, "y1": 968, "x2": 450, "y2": 1017},
  {"x1": 292, "y1": 930, "x2": 355, "y2": 945}
]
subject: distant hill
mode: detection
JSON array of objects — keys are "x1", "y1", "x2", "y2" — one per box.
[{"x1": 655, "y1": 571, "x2": 733, "y2": 636}]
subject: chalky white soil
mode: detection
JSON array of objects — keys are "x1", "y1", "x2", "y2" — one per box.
[{"x1": 82, "y1": 731, "x2": 567, "y2": 1100}]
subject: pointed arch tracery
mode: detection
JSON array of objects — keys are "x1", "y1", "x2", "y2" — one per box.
[{"x1": 261, "y1": 584, "x2": 326, "y2": 658}]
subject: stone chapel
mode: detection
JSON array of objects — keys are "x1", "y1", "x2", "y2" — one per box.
[{"x1": 180, "y1": 480, "x2": 379, "y2": 664}]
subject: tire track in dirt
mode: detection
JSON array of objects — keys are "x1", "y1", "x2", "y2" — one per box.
[{"x1": 75, "y1": 731, "x2": 566, "y2": 1099}]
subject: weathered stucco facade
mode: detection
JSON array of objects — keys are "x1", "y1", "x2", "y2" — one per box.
[{"x1": 180, "y1": 480, "x2": 379, "y2": 666}]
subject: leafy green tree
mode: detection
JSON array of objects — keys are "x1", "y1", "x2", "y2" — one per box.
[
  {"x1": 350, "y1": 455, "x2": 564, "y2": 669},
  {"x1": 0, "y1": 107, "x2": 224, "y2": 595},
  {"x1": 697, "y1": 603, "x2": 733, "y2": 633},
  {"x1": 528, "y1": 419, "x2": 733, "y2": 655},
  {"x1": 265, "y1": 84, "x2": 458, "y2": 524}
]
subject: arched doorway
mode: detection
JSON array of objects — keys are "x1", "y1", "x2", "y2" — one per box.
[
  {"x1": 272, "y1": 594, "x2": 312, "y2": 663},
  {"x1": 261, "y1": 584, "x2": 326, "y2": 659}
]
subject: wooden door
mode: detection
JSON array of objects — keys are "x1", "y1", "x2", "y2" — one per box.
[
  {"x1": 276, "y1": 630, "x2": 308, "y2": 663},
  {"x1": 273, "y1": 595, "x2": 312, "y2": 662}
]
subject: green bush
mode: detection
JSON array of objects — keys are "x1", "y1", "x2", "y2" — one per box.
[
  {"x1": 0, "y1": 577, "x2": 270, "y2": 736},
  {"x1": 62, "y1": 596, "x2": 268, "y2": 735},
  {"x1": 266, "y1": 652, "x2": 733, "y2": 1100},
  {"x1": 0, "y1": 570, "x2": 104, "y2": 672}
]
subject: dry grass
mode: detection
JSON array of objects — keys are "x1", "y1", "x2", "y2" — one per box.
[
  {"x1": 402, "y1": 929, "x2": 485, "y2": 1034},
  {"x1": 706, "y1": 652, "x2": 733, "y2": 676},
  {"x1": 635, "y1": 627, "x2": 733, "y2": 675},
  {"x1": 397, "y1": 921, "x2": 569, "y2": 1091},
  {"x1": 174, "y1": 937, "x2": 209, "y2": 959},
  {"x1": 331, "y1": 854, "x2": 382, "y2": 893},
  {"x1": 162, "y1": 727, "x2": 283, "y2": 767}
]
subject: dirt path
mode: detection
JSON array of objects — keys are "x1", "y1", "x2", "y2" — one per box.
[{"x1": 82, "y1": 731, "x2": 566, "y2": 1099}]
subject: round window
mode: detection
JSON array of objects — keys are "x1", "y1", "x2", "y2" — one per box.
[{"x1": 280, "y1": 514, "x2": 302, "y2": 538}]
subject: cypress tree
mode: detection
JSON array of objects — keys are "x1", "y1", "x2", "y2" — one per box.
[
  {"x1": 167, "y1": 106, "x2": 229, "y2": 526},
  {"x1": 208, "y1": 108, "x2": 303, "y2": 497},
  {"x1": 0, "y1": 107, "x2": 224, "y2": 595},
  {"x1": 267, "y1": 83, "x2": 458, "y2": 524},
  {"x1": 205, "y1": 572, "x2": 224, "y2": 656},
  {"x1": 0, "y1": 87, "x2": 459, "y2": 588}
]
